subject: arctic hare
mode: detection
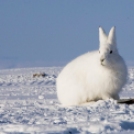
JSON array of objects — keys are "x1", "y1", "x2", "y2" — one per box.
[{"x1": 56, "y1": 27, "x2": 127, "y2": 106}]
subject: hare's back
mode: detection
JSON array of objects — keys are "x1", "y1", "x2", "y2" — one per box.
[
  {"x1": 57, "y1": 51, "x2": 98, "y2": 82},
  {"x1": 64, "y1": 50, "x2": 97, "y2": 70}
]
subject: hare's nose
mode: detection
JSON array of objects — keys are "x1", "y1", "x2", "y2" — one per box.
[{"x1": 100, "y1": 58, "x2": 105, "y2": 62}]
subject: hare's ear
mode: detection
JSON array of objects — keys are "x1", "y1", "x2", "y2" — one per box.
[
  {"x1": 99, "y1": 27, "x2": 107, "y2": 44},
  {"x1": 108, "y1": 26, "x2": 116, "y2": 44}
]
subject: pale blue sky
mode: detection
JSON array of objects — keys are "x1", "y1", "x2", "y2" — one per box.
[{"x1": 0, "y1": 0, "x2": 134, "y2": 68}]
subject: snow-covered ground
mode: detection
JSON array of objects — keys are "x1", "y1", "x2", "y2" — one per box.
[{"x1": 0, "y1": 67, "x2": 134, "y2": 134}]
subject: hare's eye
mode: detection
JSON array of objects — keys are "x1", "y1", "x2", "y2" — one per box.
[{"x1": 110, "y1": 50, "x2": 113, "y2": 54}]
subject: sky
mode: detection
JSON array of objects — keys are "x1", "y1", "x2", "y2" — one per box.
[{"x1": 0, "y1": 0, "x2": 134, "y2": 68}]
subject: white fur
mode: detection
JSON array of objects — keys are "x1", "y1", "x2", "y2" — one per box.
[{"x1": 56, "y1": 27, "x2": 127, "y2": 106}]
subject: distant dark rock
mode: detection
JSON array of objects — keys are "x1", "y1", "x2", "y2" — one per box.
[{"x1": 33, "y1": 73, "x2": 48, "y2": 78}]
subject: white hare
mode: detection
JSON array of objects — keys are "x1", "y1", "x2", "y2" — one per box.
[{"x1": 56, "y1": 27, "x2": 127, "y2": 106}]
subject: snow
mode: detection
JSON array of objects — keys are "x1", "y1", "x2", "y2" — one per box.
[{"x1": 0, "y1": 67, "x2": 134, "y2": 133}]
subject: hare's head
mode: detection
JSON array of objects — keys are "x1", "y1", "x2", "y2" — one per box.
[{"x1": 99, "y1": 26, "x2": 120, "y2": 68}]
